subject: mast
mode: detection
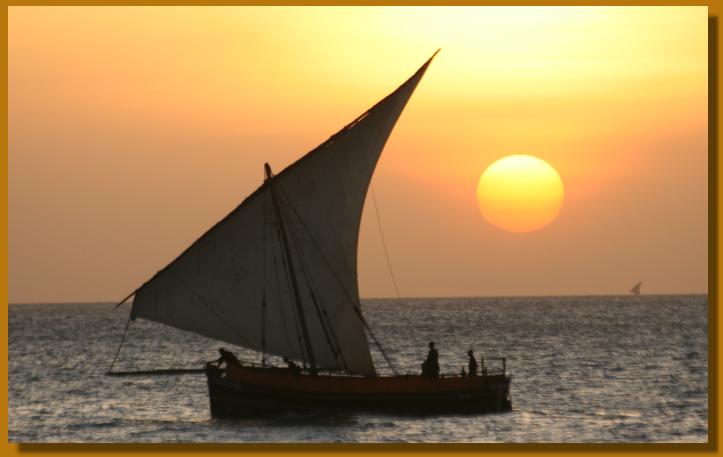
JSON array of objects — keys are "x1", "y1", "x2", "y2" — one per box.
[{"x1": 265, "y1": 163, "x2": 318, "y2": 375}]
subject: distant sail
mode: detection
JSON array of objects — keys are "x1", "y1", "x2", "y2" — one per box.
[
  {"x1": 630, "y1": 282, "x2": 642, "y2": 295},
  {"x1": 129, "y1": 54, "x2": 437, "y2": 377}
]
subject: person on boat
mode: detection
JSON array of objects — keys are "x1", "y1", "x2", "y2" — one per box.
[
  {"x1": 467, "y1": 349, "x2": 478, "y2": 376},
  {"x1": 421, "y1": 342, "x2": 440, "y2": 379},
  {"x1": 215, "y1": 348, "x2": 241, "y2": 368},
  {"x1": 283, "y1": 356, "x2": 301, "y2": 376}
]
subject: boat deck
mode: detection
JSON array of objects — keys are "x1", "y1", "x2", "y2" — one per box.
[
  {"x1": 206, "y1": 362, "x2": 512, "y2": 416},
  {"x1": 221, "y1": 363, "x2": 508, "y2": 395}
]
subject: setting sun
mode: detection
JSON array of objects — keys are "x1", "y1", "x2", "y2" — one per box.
[{"x1": 476, "y1": 155, "x2": 564, "y2": 233}]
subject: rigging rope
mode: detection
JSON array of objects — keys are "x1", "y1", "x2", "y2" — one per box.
[
  {"x1": 107, "y1": 277, "x2": 251, "y2": 375},
  {"x1": 282, "y1": 201, "x2": 349, "y2": 371},
  {"x1": 369, "y1": 186, "x2": 401, "y2": 299},
  {"x1": 106, "y1": 312, "x2": 132, "y2": 375},
  {"x1": 369, "y1": 186, "x2": 420, "y2": 350},
  {"x1": 349, "y1": 104, "x2": 419, "y2": 372},
  {"x1": 276, "y1": 186, "x2": 400, "y2": 375},
  {"x1": 355, "y1": 308, "x2": 400, "y2": 376},
  {"x1": 271, "y1": 232, "x2": 298, "y2": 357},
  {"x1": 273, "y1": 186, "x2": 347, "y2": 371},
  {"x1": 276, "y1": 224, "x2": 311, "y2": 368}
]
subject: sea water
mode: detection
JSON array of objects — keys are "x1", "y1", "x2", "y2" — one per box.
[{"x1": 9, "y1": 295, "x2": 707, "y2": 443}]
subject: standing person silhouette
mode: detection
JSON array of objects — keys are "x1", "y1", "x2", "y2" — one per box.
[
  {"x1": 283, "y1": 356, "x2": 301, "y2": 376},
  {"x1": 421, "y1": 342, "x2": 440, "y2": 379},
  {"x1": 215, "y1": 348, "x2": 241, "y2": 368},
  {"x1": 467, "y1": 349, "x2": 478, "y2": 376}
]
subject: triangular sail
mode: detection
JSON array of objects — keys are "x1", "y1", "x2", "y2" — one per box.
[
  {"x1": 129, "y1": 53, "x2": 438, "y2": 377},
  {"x1": 630, "y1": 282, "x2": 642, "y2": 295}
]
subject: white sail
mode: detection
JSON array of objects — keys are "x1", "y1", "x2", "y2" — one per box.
[{"x1": 130, "y1": 53, "x2": 437, "y2": 376}]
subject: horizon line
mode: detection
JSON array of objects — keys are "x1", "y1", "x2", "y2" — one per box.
[{"x1": 8, "y1": 291, "x2": 710, "y2": 306}]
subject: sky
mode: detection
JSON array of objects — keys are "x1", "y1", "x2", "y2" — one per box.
[{"x1": 8, "y1": 6, "x2": 708, "y2": 303}]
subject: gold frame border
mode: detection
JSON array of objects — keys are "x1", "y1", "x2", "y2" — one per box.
[{"x1": 3, "y1": 3, "x2": 716, "y2": 456}]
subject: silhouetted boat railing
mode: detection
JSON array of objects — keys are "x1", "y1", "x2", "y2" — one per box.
[
  {"x1": 433, "y1": 357, "x2": 507, "y2": 378},
  {"x1": 108, "y1": 357, "x2": 507, "y2": 378},
  {"x1": 235, "y1": 356, "x2": 508, "y2": 378}
]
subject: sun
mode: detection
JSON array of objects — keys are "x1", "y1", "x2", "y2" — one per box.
[{"x1": 476, "y1": 155, "x2": 564, "y2": 233}]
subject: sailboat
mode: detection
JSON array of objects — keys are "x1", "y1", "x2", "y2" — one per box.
[
  {"x1": 108, "y1": 51, "x2": 512, "y2": 416},
  {"x1": 630, "y1": 282, "x2": 642, "y2": 295}
]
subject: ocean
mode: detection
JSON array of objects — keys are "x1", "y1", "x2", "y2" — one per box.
[{"x1": 9, "y1": 295, "x2": 708, "y2": 443}]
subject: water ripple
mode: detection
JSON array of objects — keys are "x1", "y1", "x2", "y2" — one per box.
[{"x1": 9, "y1": 295, "x2": 708, "y2": 443}]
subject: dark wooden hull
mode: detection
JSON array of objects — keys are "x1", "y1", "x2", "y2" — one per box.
[{"x1": 206, "y1": 364, "x2": 512, "y2": 417}]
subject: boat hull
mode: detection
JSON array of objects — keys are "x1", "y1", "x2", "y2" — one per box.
[{"x1": 206, "y1": 364, "x2": 511, "y2": 416}]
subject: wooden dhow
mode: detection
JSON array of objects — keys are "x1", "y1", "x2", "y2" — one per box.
[{"x1": 109, "y1": 50, "x2": 512, "y2": 416}]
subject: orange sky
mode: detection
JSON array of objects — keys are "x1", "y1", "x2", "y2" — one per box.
[{"x1": 8, "y1": 6, "x2": 708, "y2": 303}]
